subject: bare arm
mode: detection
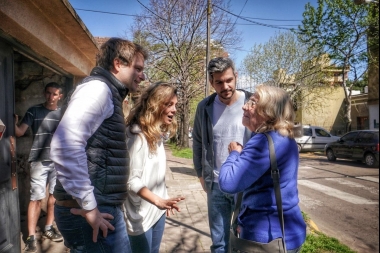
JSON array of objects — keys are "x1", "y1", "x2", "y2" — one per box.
[{"x1": 14, "y1": 115, "x2": 29, "y2": 137}]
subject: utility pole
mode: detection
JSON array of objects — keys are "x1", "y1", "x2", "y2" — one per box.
[{"x1": 205, "y1": 0, "x2": 211, "y2": 98}]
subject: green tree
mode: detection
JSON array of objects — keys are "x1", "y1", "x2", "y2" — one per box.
[
  {"x1": 348, "y1": 71, "x2": 368, "y2": 91},
  {"x1": 298, "y1": 0, "x2": 378, "y2": 132},
  {"x1": 242, "y1": 31, "x2": 335, "y2": 116},
  {"x1": 130, "y1": 0, "x2": 239, "y2": 148}
]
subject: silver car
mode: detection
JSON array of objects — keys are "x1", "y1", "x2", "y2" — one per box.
[{"x1": 295, "y1": 125, "x2": 340, "y2": 152}]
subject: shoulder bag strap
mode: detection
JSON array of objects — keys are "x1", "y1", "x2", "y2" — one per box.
[
  {"x1": 230, "y1": 133, "x2": 287, "y2": 251},
  {"x1": 264, "y1": 132, "x2": 287, "y2": 252},
  {"x1": 231, "y1": 191, "x2": 242, "y2": 235}
]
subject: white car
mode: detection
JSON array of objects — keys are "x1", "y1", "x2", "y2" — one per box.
[{"x1": 295, "y1": 125, "x2": 340, "y2": 152}]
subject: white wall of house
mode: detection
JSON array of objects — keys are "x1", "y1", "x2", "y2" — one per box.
[{"x1": 369, "y1": 105, "x2": 379, "y2": 130}]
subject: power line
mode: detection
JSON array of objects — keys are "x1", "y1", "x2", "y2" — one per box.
[
  {"x1": 136, "y1": 0, "x2": 172, "y2": 24},
  {"x1": 231, "y1": 23, "x2": 299, "y2": 27},
  {"x1": 75, "y1": 8, "x2": 140, "y2": 17},
  {"x1": 232, "y1": 0, "x2": 248, "y2": 27},
  {"x1": 240, "y1": 16, "x2": 302, "y2": 22},
  {"x1": 73, "y1": 6, "x2": 298, "y2": 30},
  {"x1": 212, "y1": 4, "x2": 292, "y2": 30}
]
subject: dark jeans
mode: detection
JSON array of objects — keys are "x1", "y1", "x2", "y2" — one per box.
[
  {"x1": 54, "y1": 204, "x2": 131, "y2": 253},
  {"x1": 128, "y1": 214, "x2": 166, "y2": 253}
]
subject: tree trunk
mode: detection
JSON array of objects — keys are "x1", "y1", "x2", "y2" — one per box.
[{"x1": 344, "y1": 98, "x2": 352, "y2": 132}]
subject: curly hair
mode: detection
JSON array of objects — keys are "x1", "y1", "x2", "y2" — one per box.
[
  {"x1": 126, "y1": 82, "x2": 178, "y2": 153},
  {"x1": 253, "y1": 85, "x2": 297, "y2": 138}
]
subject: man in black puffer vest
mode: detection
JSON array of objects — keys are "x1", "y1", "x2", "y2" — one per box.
[{"x1": 50, "y1": 38, "x2": 148, "y2": 253}]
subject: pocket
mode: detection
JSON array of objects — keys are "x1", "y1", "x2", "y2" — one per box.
[{"x1": 54, "y1": 205, "x2": 86, "y2": 247}]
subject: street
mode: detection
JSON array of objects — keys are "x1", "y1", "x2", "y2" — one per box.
[{"x1": 298, "y1": 153, "x2": 379, "y2": 253}]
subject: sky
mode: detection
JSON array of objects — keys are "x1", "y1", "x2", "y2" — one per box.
[{"x1": 68, "y1": 0, "x2": 318, "y2": 70}]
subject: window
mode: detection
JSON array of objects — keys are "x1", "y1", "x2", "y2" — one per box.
[
  {"x1": 341, "y1": 132, "x2": 359, "y2": 142},
  {"x1": 303, "y1": 128, "x2": 312, "y2": 136},
  {"x1": 315, "y1": 128, "x2": 330, "y2": 137},
  {"x1": 356, "y1": 132, "x2": 379, "y2": 143}
]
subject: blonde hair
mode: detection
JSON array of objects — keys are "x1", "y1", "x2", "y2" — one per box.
[
  {"x1": 254, "y1": 85, "x2": 296, "y2": 138},
  {"x1": 126, "y1": 82, "x2": 178, "y2": 152}
]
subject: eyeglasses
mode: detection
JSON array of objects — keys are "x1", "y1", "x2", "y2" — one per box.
[{"x1": 245, "y1": 100, "x2": 257, "y2": 108}]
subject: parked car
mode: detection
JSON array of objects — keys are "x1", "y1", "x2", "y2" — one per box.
[
  {"x1": 324, "y1": 130, "x2": 379, "y2": 167},
  {"x1": 295, "y1": 125, "x2": 340, "y2": 152}
]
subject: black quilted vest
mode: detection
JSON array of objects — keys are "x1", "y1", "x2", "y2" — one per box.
[{"x1": 54, "y1": 67, "x2": 129, "y2": 206}]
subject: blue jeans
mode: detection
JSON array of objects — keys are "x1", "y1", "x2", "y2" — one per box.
[
  {"x1": 128, "y1": 214, "x2": 166, "y2": 253},
  {"x1": 54, "y1": 204, "x2": 131, "y2": 253},
  {"x1": 207, "y1": 183, "x2": 235, "y2": 253}
]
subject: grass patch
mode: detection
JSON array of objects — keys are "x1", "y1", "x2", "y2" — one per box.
[
  {"x1": 302, "y1": 212, "x2": 356, "y2": 253},
  {"x1": 301, "y1": 232, "x2": 357, "y2": 253},
  {"x1": 167, "y1": 142, "x2": 193, "y2": 159}
]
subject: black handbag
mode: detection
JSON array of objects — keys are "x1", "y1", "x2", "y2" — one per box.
[{"x1": 229, "y1": 133, "x2": 287, "y2": 253}]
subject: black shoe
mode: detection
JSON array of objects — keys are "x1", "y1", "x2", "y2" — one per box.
[
  {"x1": 24, "y1": 236, "x2": 37, "y2": 252},
  {"x1": 43, "y1": 227, "x2": 63, "y2": 242}
]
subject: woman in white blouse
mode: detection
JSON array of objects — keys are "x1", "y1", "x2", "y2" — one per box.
[{"x1": 124, "y1": 82, "x2": 185, "y2": 253}]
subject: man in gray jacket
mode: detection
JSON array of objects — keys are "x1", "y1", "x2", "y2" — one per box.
[{"x1": 192, "y1": 57, "x2": 252, "y2": 253}]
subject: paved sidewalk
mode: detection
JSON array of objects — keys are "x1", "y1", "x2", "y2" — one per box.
[
  {"x1": 160, "y1": 146, "x2": 211, "y2": 253},
  {"x1": 19, "y1": 145, "x2": 211, "y2": 253}
]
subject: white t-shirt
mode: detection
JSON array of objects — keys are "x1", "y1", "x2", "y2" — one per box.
[{"x1": 212, "y1": 91, "x2": 246, "y2": 183}]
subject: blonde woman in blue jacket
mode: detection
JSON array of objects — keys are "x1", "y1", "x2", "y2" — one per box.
[
  {"x1": 124, "y1": 82, "x2": 185, "y2": 253},
  {"x1": 219, "y1": 85, "x2": 306, "y2": 253}
]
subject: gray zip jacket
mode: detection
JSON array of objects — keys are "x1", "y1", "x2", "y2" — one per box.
[{"x1": 192, "y1": 89, "x2": 252, "y2": 191}]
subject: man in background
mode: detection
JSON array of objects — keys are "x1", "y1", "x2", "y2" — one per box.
[{"x1": 15, "y1": 82, "x2": 64, "y2": 252}]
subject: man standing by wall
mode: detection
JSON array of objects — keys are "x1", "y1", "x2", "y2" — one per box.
[
  {"x1": 15, "y1": 82, "x2": 64, "y2": 252},
  {"x1": 192, "y1": 57, "x2": 252, "y2": 252},
  {"x1": 50, "y1": 38, "x2": 148, "y2": 253}
]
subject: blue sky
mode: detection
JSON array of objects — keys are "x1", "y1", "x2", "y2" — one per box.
[{"x1": 68, "y1": 0, "x2": 318, "y2": 70}]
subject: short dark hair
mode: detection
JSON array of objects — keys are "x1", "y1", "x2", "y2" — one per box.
[
  {"x1": 207, "y1": 57, "x2": 236, "y2": 81},
  {"x1": 96, "y1": 37, "x2": 149, "y2": 71},
  {"x1": 45, "y1": 82, "x2": 63, "y2": 94}
]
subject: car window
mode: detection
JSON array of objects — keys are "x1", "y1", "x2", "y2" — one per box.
[
  {"x1": 356, "y1": 132, "x2": 366, "y2": 143},
  {"x1": 373, "y1": 132, "x2": 379, "y2": 142},
  {"x1": 341, "y1": 132, "x2": 359, "y2": 142},
  {"x1": 303, "y1": 128, "x2": 312, "y2": 136},
  {"x1": 315, "y1": 128, "x2": 330, "y2": 137},
  {"x1": 357, "y1": 132, "x2": 379, "y2": 143}
]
